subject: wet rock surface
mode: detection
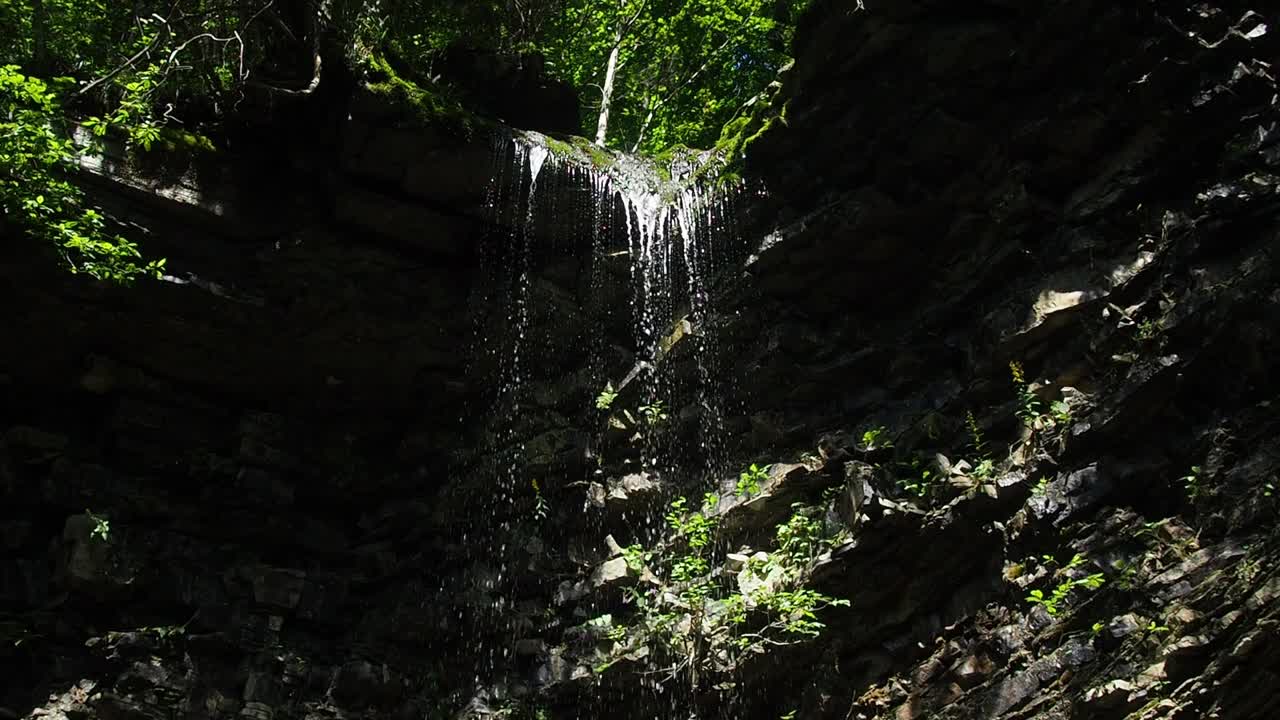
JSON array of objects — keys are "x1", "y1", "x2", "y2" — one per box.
[{"x1": 2, "y1": 1, "x2": 1280, "y2": 719}]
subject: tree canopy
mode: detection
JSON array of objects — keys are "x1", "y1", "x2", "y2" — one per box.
[
  {"x1": 539, "y1": 0, "x2": 800, "y2": 152},
  {"x1": 0, "y1": 0, "x2": 803, "y2": 279},
  {"x1": 2, "y1": 0, "x2": 803, "y2": 149},
  {"x1": 369, "y1": 0, "x2": 805, "y2": 151}
]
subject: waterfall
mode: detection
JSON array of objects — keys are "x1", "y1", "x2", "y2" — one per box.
[
  {"x1": 461, "y1": 134, "x2": 560, "y2": 687},
  {"x1": 460, "y1": 130, "x2": 749, "y2": 711}
]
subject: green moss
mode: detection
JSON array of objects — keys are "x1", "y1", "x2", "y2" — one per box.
[
  {"x1": 543, "y1": 136, "x2": 574, "y2": 157},
  {"x1": 652, "y1": 143, "x2": 702, "y2": 172},
  {"x1": 715, "y1": 115, "x2": 753, "y2": 155},
  {"x1": 154, "y1": 128, "x2": 216, "y2": 155},
  {"x1": 130, "y1": 127, "x2": 218, "y2": 174},
  {"x1": 568, "y1": 135, "x2": 616, "y2": 170},
  {"x1": 714, "y1": 110, "x2": 770, "y2": 164},
  {"x1": 703, "y1": 98, "x2": 788, "y2": 187},
  {"x1": 363, "y1": 54, "x2": 480, "y2": 138},
  {"x1": 536, "y1": 133, "x2": 618, "y2": 171}
]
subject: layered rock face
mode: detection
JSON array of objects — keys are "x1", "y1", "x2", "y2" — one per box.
[{"x1": 2, "y1": 1, "x2": 1279, "y2": 720}]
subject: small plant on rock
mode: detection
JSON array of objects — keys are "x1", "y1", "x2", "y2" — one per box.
[
  {"x1": 1181, "y1": 465, "x2": 1203, "y2": 501},
  {"x1": 638, "y1": 400, "x2": 668, "y2": 426},
  {"x1": 622, "y1": 544, "x2": 649, "y2": 573},
  {"x1": 595, "y1": 382, "x2": 619, "y2": 410},
  {"x1": 1025, "y1": 554, "x2": 1106, "y2": 616},
  {"x1": 736, "y1": 463, "x2": 769, "y2": 497},
  {"x1": 531, "y1": 479, "x2": 549, "y2": 521},
  {"x1": 1010, "y1": 360, "x2": 1042, "y2": 426},
  {"x1": 1112, "y1": 558, "x2": 1140, "y2": 591},
  {"x1": 1136, "y1": 319, "x2": 1160, "y2": 342},
  {"x1": 86, "y1": 510, "x2": 110, "y2": 542},
  {"x1": 894, "y1": 456, "x2": 936, "y2": 500},
  {"x1": 898, "y1": 469, "x2": 933, "y2": 499},
  {"x1": 966, "y1": 410, "x2": 987, "y2": 458},
  {"x1": 1049, "y1": 399, "x2": 1072, "y2": 425},
  {"x1": 971, "y1": 458, "x2": 996, "y2": 481},
  {"x1": 609, "y1": 498, "x2": 847, "y2": 688},
  {"x1": 859, "y1": 426, "x2": 892, "y2": 451}
]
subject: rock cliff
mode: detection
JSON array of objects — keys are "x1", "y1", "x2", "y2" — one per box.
[{"x1": 2, "y1": 1, "x2": 1278, "y2": 719}]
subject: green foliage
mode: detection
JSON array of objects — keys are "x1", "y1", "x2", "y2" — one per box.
[
  {"x1": 537, "y1": 0, "x2": 804, "y2": 151},
  {"x1": 595, "y1": 381, "x2": 619, "y2": 410},
  {"x1": 1049, "y1": 400, "x2": 1072, "y2": 424},
  {"x1": 664, "y1": 495, "x2": 715, "y2": 549},
  {"x1": 612, "y1": 498, "x2": 846, "y2": 686},
  {"x1": 0, "y1": 66, "x2": 164, "y2": 282},
  {"x1": 773, "y1": 505, "x2": 832, "y2": 565},
  {"x1": 622, "y1": 544, "x2": 648, "y2": 572},
  {"x1": 585, "y1": 613, "x2": 617, "y2": 636},
  {"x1": 530, "y1": 478, "x2": 548, "y2": 521},
  {"x1": 965, "y1": 410, "x2": 987, "y2": 458},
  {"x1": 1112, "y1": 558, "x2": 1139, "y2": 591},
  {"x1": 638, "y1": 400, "x2": 668, "y2": 426},
  {"x1": 1032, "y1": 477, "x2": 1051, "y2": 497},
  {"x1": 896, "y1": 457, "x2": 935, "y2": 500},
  {"x1": 971, "y1": 458, "x2": 996, "y2": 481},
  {"x1": 1182, "y1": 465, "x2": 1203, "y2": 501},
  {"x1": 1009, "y1": 361, "x2": 1041, "y2": 425},
  {"x1": 859, "y1": 426, "x2": 892, "y2": 451},
  {"x1": 736, "y1": 462, "x2": 769, "y2": 497},
  {"x1": 2, "y1": 0, "x2": 803, "y2": 172},
  {"x1": 1025, "y1": 554, "x2": 1105, "y2": 616},
  {"x1": 86, "y1": 509, "x2": 110, "y2": 542},
  {"x1": 1008, "y1": 361, "x2": 1077, "y2": 432}
]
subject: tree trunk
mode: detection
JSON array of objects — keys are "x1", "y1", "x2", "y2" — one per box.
[
  {"x1": 593, "y1": 28, "x2": 622, "y2": 147},
  {"x1": 31, "y1": 0, "x2": 48, "y2": 73}
]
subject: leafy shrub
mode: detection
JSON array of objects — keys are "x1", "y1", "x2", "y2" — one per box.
[
  {"x1": 736, "y1": 463, "x2": 769, "y2": 497},
  {"x1": 1, "y1": 66, "x2": 163, "y2": 283}
]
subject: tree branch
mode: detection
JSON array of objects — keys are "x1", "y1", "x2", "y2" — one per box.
[
  {"x1": 628, "y1": 13, "x2": 759, "y2": 150},
  {"x1": 77, "y1": 31, "x2": 167, "y2": 97}
]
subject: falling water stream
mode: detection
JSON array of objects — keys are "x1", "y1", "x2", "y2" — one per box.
[{"x1": 459, "y1": 131, "x2": 749, "y2": 716}]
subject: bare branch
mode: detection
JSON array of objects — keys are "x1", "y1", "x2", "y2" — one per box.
[
  {"x1": 165, "y1": 32, "x2": 240, "y2": 67},
  {"x1": 78, "y1": 32, "x2": 166, "y2": 97}
]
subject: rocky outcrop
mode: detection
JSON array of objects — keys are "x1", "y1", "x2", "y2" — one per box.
[{"x1": 2, "y1": 1, "x2": 1279, "y2": 719}]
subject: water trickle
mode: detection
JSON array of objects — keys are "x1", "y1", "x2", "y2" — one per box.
[
  {"x1": 527, "y1": 143, "x2": 549, "y2": 186},
  {"x1": 458, "y1": 131, "x2": 756, "y2": 712}
]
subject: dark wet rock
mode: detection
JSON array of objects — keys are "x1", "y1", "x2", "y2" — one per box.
[
  {"x1": 4, "y1": 0, "x2": 1280, "y2": 718},
  {"x1": 1028, "y1": 464, "x2": 1113, "y2": 526},
  {"x1": 590, "y1": 557, "x2": 632, "y2": 591},
  {"x1": 249, "y1": 567, "x2": 307, "y2": 610},
  {"x1": 951, "y1": 654, "x2": 995, "y2": 689}
]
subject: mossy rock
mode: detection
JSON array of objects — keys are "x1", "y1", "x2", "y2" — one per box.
[
  {"x1": 707, "y1": 93, "x2": 788, "y2": 186},
  {"x1": 152, "y1": 128, "x2": 216, "y2": 155},
  {"x1": 128, "y1": 126, "x2": 220, "y2": 178},
  {"x1": 361, "y1": 54, "x2": 485, "y2": 139},
  {"x1": 539, "y1": 134, "x2": 617, "y2": 172}
]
